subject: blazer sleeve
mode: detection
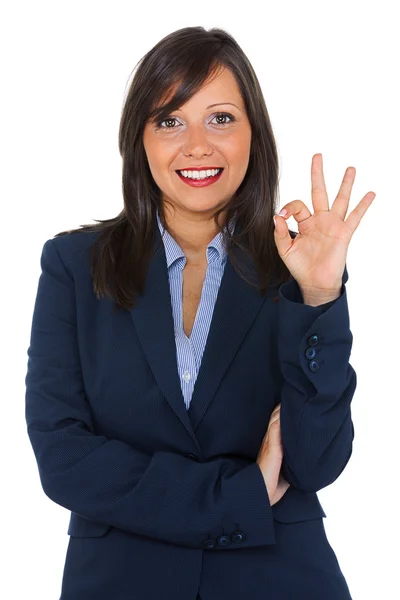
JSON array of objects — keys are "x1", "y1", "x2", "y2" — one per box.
[
  {"x1": 25, "y1": 238, "x2": 276, "y2": 550},
  {"x1": 277, "y1": 264, "x2": 356, "y2": 493}
]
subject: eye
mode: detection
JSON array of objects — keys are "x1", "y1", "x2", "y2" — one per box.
[
  {"x1": 155, "y1": 112, "x2": 236, "y2": 130},
  {"x1": 157, "y1": 117, "x2": 180, "y2": 129},
  {"x1": 211, "y1": 112, "x2": 236, "y2": 126}
]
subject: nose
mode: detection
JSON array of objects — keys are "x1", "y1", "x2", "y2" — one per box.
[{"x1": 182, "y1": 124, "x2": 213, "y2": 158}]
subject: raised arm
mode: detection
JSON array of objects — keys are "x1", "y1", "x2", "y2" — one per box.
[{"x1": 277, "y1": 268, "x2": 356, "y2": 493}]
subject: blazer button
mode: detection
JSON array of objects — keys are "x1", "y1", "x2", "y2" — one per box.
[
  {"x1": 184, "y1": 453, "x2": 199, "y2": 461},
  {"x1": 309, "y1": 360, "x2": 320, "y2": 372},
  {"x1": 217, "y1": 535, "x2": 232, "y2": 547},
  {"x1": 202, "y1": 539, "x2": 216, "y2": 549},
  {"x1": 231, "y1": 531, "x2": 245, "y2": 543},
  {"x1": 305, "y1": 347, "x2": 316, "y2": 359},
  {"x1": 308, "y1": 334, "x2": 319, "y2": 346}
]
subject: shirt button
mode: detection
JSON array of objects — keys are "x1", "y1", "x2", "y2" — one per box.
[{"x1": 182, "y1": 370, "x2": 191, "y2": 383}]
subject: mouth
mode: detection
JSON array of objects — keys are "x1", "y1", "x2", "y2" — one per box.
[{"x1": 175, "y1": 167, "x2": 224, "y2": 188}]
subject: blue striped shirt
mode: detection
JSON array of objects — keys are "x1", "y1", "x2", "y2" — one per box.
[{"x1": 156, "y1": 211, "x2": 235, "y2": 410}]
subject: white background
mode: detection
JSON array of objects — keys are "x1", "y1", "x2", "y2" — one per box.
[{"x1": 1, "y1": 1, "x2": 398, "y2": 598}]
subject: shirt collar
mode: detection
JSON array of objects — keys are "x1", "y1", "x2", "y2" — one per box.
[{"x1": 156, "y1": 208, "x2": 236, "y2": 269}]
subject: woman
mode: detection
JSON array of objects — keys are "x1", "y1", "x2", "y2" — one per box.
[{"x1": 25, "y1": 26, "x2": 375, "y2": 600}]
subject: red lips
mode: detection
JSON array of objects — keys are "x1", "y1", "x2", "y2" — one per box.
[{"x1": 176, "y1": 169, "x2": 224, "y2": 187}]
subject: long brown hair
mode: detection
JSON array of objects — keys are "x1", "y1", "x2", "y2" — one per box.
[{"x1": 55, "y1": 26, "x2": 295, "y2": 310}]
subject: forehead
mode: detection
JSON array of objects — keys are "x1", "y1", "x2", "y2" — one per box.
[{"x1": 155, "y1": 67, "x2": 244, "y2": 111}]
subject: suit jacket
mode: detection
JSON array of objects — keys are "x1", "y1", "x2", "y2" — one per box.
[{"x1": 25, "y1": 220, "x2": 354, "y2": 600}]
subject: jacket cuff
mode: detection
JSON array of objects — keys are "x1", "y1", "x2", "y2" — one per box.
[
  {"x1": 218, "y1": 462, "x2": 276, "y2": 549},
  {"x1": 277, "y1": 277, "x2": 352, "y2": 396}
]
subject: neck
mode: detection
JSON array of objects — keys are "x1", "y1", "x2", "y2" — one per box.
[{"x1": 160, "y1": 206, "x2": 227, "y2": 264}]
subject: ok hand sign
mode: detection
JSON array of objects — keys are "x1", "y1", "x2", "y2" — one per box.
[{"x1": 273, "y1": 153, "x2": 376, "y2": 297}]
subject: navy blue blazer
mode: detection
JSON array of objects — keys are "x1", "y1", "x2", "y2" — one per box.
[{"x1": 25, "y1": 220, "x2": 354, "y2": 600}]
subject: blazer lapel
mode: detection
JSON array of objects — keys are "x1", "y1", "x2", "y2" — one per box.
[{"x1": 129, "y1": 217, "x2": 269, "y2": 443}]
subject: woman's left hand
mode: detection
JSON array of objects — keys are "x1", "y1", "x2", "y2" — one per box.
[{"x1": 273, "y1": 153, "x2": 376, "y2": 299}]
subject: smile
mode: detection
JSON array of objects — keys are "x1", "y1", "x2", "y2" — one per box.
[{"x1": 175, "y1": 168, "x2": 224, "y2": 187}]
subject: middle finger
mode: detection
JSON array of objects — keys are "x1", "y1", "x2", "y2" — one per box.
[{"x1": 311, "y1": 153, "x2": 329, "y2": 213}]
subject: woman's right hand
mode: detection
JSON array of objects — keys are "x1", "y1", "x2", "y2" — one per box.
[{"x1": 256, "y1": 403, "x2": 291, "y2": 506}]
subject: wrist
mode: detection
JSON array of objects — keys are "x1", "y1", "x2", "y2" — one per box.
[{"x1": 299, "y1": 287, "x2": 341, "y2": 306}]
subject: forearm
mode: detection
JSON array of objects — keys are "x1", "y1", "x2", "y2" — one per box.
[{"x1": 276, "y1": 269, "x2": 355, "y2": 492}]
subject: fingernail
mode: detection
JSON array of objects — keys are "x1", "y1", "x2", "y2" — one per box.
[{"x1": 278, "y1": 209, "x2": 287, "y2": 217}]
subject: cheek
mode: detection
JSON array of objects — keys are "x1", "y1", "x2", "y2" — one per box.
[
  {"x1": 225, "y1": 131, "x2": 251, "y2": 160},
  {"x1": 144, "y1": 148, "x2": 166, "y2": 180},
  {"x1": 229, "y1": 139, "x2": 251, "y2": 175},
  {"x1": 145, "y1": 140, "x2": 174, "y2": 173},
  {"x1": 143, "y1": 131, "x2": 164, "y2": 170},
  {"x1": 145, "y1": 154, "x2": 176, "y2": 191}
]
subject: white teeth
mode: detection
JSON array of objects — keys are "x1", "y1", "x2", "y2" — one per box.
[{"x1": 178, "y1": 168, "x2": 222, "y2": 180}]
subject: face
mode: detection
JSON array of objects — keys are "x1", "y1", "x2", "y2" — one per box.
[{"x1": 142, "y1": 66, "x2": 252, "y2": 223}]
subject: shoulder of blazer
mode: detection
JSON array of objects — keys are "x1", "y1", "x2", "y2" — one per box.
[{"x1": 49, "y1": 229, "x2": 102, "y2": 275}]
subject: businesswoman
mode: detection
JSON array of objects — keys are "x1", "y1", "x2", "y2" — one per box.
[{"x1": 25, "y1": 26, "x2": 375, "y2": 600}]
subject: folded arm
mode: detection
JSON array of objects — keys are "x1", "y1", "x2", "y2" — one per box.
[{"x1": 25, "y1": 238, "x2": 276, "y2": 550}]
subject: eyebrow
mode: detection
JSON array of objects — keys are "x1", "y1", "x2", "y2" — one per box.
[
  {"x1": 206, "y1": 102, "x2": 240, "y2": 110},
  {"x1": 153, "y1": 101, "x2": 242, "y2": 118}
]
